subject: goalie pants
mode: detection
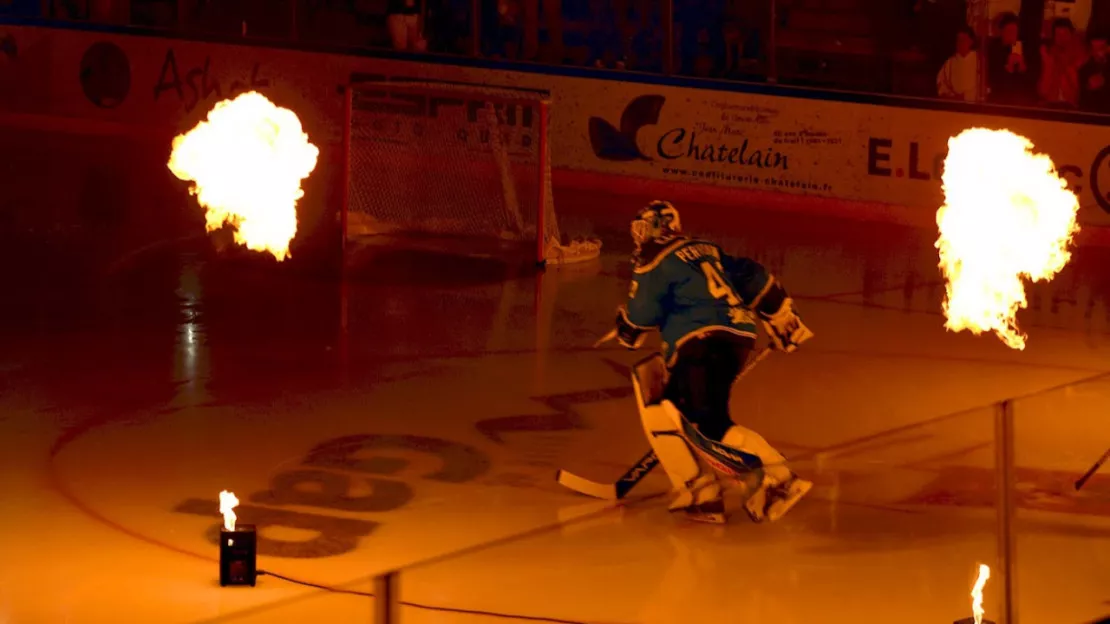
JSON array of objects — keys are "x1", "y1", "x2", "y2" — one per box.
[
  {"x1": 663, "y1": 332, "x2": 792, "y2": 483},
  {"x1": 663, "y1": 333, "x2": 751, "y2": 440}
]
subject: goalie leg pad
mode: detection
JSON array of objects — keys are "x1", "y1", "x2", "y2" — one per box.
[
  {"x1": 719, "y1": 425, "x2": 792, "y2": 485},
  {"x1": 641, "y1": 347, "x2": 764, "y2": 486},
  {"x1": 716, "y1": 425, "x2": 794, "y2": 523},
  {"x1": 631, "y1": 353, "x2": 668, "y2": 405},
  {"x1": 678, "y1": 416, "x2": 764, "y2": 478},
  {"x1": 645, "y1": 402, "x2": 723, "y2": 511},
  {"x1": 633, "y1": 356, "x2": 721, "y2": 510}
]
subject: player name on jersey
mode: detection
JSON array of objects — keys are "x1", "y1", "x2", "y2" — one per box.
[{"x1": 672, "y1": 242, "x2": 721, "y2": 264}]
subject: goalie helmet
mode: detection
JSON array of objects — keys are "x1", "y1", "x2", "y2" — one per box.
[{"x1": 631, "y1": 200, "x2": 681, "y2": 249}]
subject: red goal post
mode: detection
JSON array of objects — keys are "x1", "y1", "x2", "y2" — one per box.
[{"x1": 340, "y1": 78, "x2": 601, "y2": 267}]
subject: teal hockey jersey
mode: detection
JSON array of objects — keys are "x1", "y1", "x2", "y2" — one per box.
[{"x1": 622, "y1": 237, "x2": 759, "y2": 363}]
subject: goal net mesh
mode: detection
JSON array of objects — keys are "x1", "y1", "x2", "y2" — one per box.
[{"x1": 345, "y1": 81, "x2": 600, "y2": 264}]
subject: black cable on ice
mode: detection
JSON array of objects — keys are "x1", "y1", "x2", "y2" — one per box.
[{"x1": 258, "y1": 570, "x2": 374, "y2": 597}]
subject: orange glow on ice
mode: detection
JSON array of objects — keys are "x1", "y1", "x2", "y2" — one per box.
[
  {"x1": 219, "y1": 490, "x2": 239, "y2": 532},
  {"x1": 168, "y1": 92, "x2": 319, "y2": 261},
  {"x1": 971, "y1": 563, "x2": 990, "y2": 624}
]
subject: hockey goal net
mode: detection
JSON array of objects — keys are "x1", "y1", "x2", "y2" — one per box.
[{"x1": 341, "y1": 79, "x2": 601, "y2": 266}]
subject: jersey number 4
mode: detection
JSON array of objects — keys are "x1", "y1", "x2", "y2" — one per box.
[{"x1": 701, "y1": 261, "x2": 741, "y2": 306}]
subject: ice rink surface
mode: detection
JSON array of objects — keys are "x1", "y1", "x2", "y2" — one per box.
[{"x1": 3, "y1": 190, "x2": 1110, "y2": 623}]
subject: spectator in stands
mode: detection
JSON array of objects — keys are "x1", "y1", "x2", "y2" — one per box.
[
  {"x1": 1037, "y1": 18, "x2": 1087, "y2": 109},
  {"x1": 913, "y1": 0, "x2": 970, "y2": 73},
  {"x1": 131, "y1": 0, "x2": 178, "y2": 28},
  {"x1": 987, "y1": 12, "x2": 1035, "y2": 106},
  {"x1": 1078, "y1": 32, "x2": 1110, "y2": 113},
  {"x1": 184, "y1": 0, "x2": 250, "y2": 36},
  {"x1": 485, "y1": 0, "x2": 524, "y2": 58},
  {"x1": 387, "y1": 0, "x2": 428, "y2": 52},
  {"x1": 688, "y1": 27, "x2": 718, "y2": 77},
  {"x1": 51, "y1": 0, "x2": 88, "y2": 19},
  {"x1": 675, "y1": 0, "x2": 726, "y2": 76},
  {"x1": 546, "y1": 0, "x2": 613, "y2": 66},
  {"x1": 721, "y1": 0, "x2": 766, "y2": 78},
  {"x1": 611, "y1": 0, "x2": 660, "y2": 71},
  {"x1": 0, "y1": 0, "x2": 41, "y2": 17},
  {"x1": 423, "y1": 0, "x2": 470, "y2": 54},
  {"x1": 625, "y1": 12, "x2": 663, "y2": 72},
  {"x1": 585, "y1": 1, "x2": 625, "y2": 69},
  {"x1": 937, "y1": 27, "x2": 980, "y2": 102}
]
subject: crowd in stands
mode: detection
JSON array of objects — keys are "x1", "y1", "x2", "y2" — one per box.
[
  {"x1": 932, "y1": 11, "x2": 1110, "y2": 113},
  {"x1": 3, "y1": 0, "x2": 1109, "y2": 115}
]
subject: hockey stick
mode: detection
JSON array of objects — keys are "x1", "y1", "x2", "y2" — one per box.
[
  {"x1": 593, "y1": 329, "x2": 618, "y2": 349},
  {"x1": 556, "y1": 449, "x2": 660, "y2": 501},
  {"x1": 555, "y1": 345, "x2": 774, "y2": 500},
  {"x1": 1075, "y1": 446, "x2": 1110, "y2": 490}
]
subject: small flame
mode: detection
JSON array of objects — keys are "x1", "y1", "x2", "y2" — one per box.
[
  {"x1": 936, "y1": 128, "x2": 1079, "y2": 350},
  {"x1": 971, "y1": 563, "x2": 990, "y2": 624},
  {"x1": 219, "y1": 490, "x2": 239, "y2": 532},
  {"x1": 168, "y1": 92, "x2": 319, "y2": 261}
]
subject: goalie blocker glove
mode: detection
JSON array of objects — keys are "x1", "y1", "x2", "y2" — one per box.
[{"x1": 615, "y1": 306, "x2": 650, "y2": 349}]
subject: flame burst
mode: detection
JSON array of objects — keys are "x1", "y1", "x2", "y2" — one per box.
[
  {"x1": 971, "y1": 563, "x2": 990, "y2": 624},
  {"x1": 936, "y1": 128, "x2": 1079, "y2": 350},
  {"x1": 219, "y1": 490, "x2": 239, "y2": 532},
  {"x1": 168, "y1": 92, "x2": 319, "y2": 261}
]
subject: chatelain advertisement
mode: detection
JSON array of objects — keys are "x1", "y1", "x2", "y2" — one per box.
[{"x1": 589, "y1": 94, "x2": 835, "y2": 193}]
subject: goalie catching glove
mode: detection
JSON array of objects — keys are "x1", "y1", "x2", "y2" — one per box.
[
  {"x1": 747, "y1": 277, "x2": 813, "y2": 353},
  {"x1": 760, "y1": 297, "x2": 812, "y2": 352}
]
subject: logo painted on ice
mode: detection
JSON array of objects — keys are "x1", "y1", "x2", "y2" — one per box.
[{"x1": 589, "y1": 94, "x2": 788, "y2": 170}]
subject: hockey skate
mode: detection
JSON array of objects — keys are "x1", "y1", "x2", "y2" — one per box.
[
  {"x1": 742, "y1": 476, "x2": 770, "y2": 523},
  {"x1": 679, "y1": 497, "x2": 727, "y2": 524},
  {"x1": 668, "y1": 473, "x2": 727, "y2": 524},
  {"x1": 743, "y1": 474, "x2": 811, "y2": 523},
  {"x1": 763, "y1": 475, "x2": 812, "y2": 522}
]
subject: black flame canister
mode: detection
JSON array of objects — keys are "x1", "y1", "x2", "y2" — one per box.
[{"x1": 219, "y1": 524, "x2": 257, "y2": 587}]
